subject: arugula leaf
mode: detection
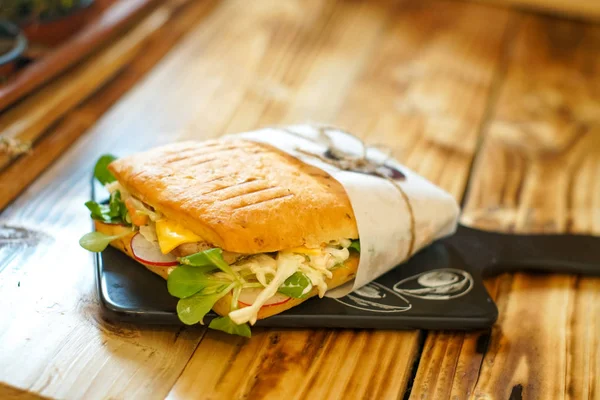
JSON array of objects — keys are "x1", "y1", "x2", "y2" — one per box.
[
  {"x1": 278, "y1": 271, "x2": 312, "y2": 298},
  {"x1": 94, "y1": 154, "x2": 117, "y2": 185},
  {"x1": 79, "y1": 230, "x2": 129, "y2": 252},
  {"x1": 349, "y1": 239, "x2": 360, "y2": 253},
  {"x1": 176, "y1": 289, "x2": 232, "y2": 325},
  {"x1": 167, "y1": 265, "x2": 232, "y2": 299},
  {"x1": 209, "y1": 316, "x2": 251, "y2": 338},
  {"x1": 179, "y1": 248, "x2": 236, "y2": 277}
]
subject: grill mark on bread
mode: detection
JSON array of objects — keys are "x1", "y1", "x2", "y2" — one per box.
[
  {"x1": 198, "y1": 175, "x2": 227, "y2": 184},
  {"x1": 163, "y1": 149, "x2": 209, "y2": 164},
  {"x1": 172, "y1": 156, "x2": 217, "y2": 168},
  {"x1": 163, "y1": 144, "x2": 236, "y2": 164},
  {"x1": 216, "y1": 184, "x2": 277, "y2": 202},
  {"x1": 230, "y1": 193, "x2": 294, "y2": 210},
  {"x1": 166, "y1": 148, "x2": 238, "y2": 168},
  {"x1": 198, "y1": 140, "x2": 222, "y2": 148},
  {"x1": 200, "y1": 178, "x2": 262, "y2": 196}
]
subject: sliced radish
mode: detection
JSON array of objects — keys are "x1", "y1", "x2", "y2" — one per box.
[
  {"x1": 130, "y1": 233, "x2": 178, "y2": 266},
  {"x1": 238, "y1": 288, "x2": 291, "y2": 307}
]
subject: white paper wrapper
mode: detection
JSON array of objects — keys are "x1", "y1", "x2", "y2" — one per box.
[{"x1": 226, "y1": 125, "x2": 460, "y2": 298}]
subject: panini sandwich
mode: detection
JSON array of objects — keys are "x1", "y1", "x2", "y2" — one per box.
[{"x1": 80, "y1": 139, "x2": 361, "y2": 336}]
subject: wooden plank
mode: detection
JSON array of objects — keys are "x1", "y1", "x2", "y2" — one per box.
[
  {"x1": 410, "y1": 13, "x2": 600, "y2": 399},
  {"x1": 475, "y1": 0, "x2": 600, "y2": 21},
  {"x1": 469, "y1": 128, "x2": 600, "y2": 400},
  {"x1": 168, "y1": 1, "x2": 512, "y2": 399},
  {"x1": 0, "y1": 383, "x2": 49, "y2": 400},
  {"x1": 4, "y1": 0, "x2": 587, "y2": 398},
  {"x1": 0, "y1": 0, "x2": 159, "y2": 111},
  {"x1": 0, "y1": 0, "x2": 191, "y2": 172},
  {"x1": 0, "y1": 1, "x2": 222, "y2": 399},
  {"x1": 0, "y1": 0, "x2": 393, "y2": 397},
  {"x1": 0, "y1": 0, "x2": 218, "y2": 211},
  {"x1": 335, "y1": 0, "x2": 513, "y2": 190},
  {"x1": 168, "y1": 329, "x2": 420, "y2": 400}
]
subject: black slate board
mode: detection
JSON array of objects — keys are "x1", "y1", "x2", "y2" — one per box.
[
  {"x1": 93, "y1": 179, "x2": 600, "y2": 330},
  {"x1": 97, "y1": 233, "x2": 496, "y2": 329}
]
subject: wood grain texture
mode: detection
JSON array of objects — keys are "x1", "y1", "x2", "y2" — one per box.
[
  {"x1": 334, "y1": 0, "x2": 513, "y2": 194},
  {"x1": 168, "y1": 328, "x2": 420, "y2": 400},
  {"x1": 0, "y1": 1, "x2": 186, "y2": 171},
  {"x1": 0, "y1": 0, "x2": 218, "y2": 211},
  {"x1": 0, "y1": 1, "x2": 220, "y2": 399},
  {"x1": 0, "y1": 0, "x2": 509, "y2": 398},
  {"x1": 0, "y1": 0, "x2": 159, "y2": 111},
  {"x1": 410, "y1": 13, "x2": 600, "y2": 400},
  {"x1": 0, "y1": 382, "x2": 50, "y2": 400},
  {"x1": 476, "y1": 0, "x2": 600, "y2": 21},
  {"x1": 1, "y1": 0, "x2": 599, "y2": 398}
]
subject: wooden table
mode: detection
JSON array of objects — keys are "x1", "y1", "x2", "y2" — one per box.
[{"x1": 1, "y1": 0, "x2": 599, "y2": 398}]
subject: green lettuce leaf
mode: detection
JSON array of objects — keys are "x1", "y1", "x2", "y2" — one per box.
[
  {"x1": 179, "y1": 248, "x2": 235, "y2": 277},
  {"x1": 94, "y1": 154, "x2": 117, "y2": 185},
  {"x1": 349, "y1": 239, "x2": 360, "y2": 252},
  {"x1": 109, "y1": 191, "x2": 128, "y2": 221},
  {"x1": 79, "y1": 230, "x2": 129, "y2": 252},
  {"x1": 85, "y1": 201, "x2": 112, "y2": 222},
  {"x1": 209, "y1": 316, "x2": 251, "y2": 338},
  {"x1": 85, "y1": 190, "x2": 129, "y2": 224},
  {"x1": 167, "y1": 265, "x2": 232, "y2": 299},
  {"x1": 176, "y1": 290, "x2": 230, "y2": 325},
  {"x1": 278, "y1": 271, "x2": 312, "y2": 298}
]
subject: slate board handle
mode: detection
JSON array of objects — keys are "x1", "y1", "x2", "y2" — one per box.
[
  {"x1": 448, "y1": 225, "x2": 600, "y2": 277},
  {"x1": 488, "y1": 232, "x2": 600, "y2": 276}
]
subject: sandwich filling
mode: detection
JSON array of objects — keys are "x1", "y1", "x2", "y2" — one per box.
[{"x1": 82, "y1": 171, "x2": 359, "y2": 336}]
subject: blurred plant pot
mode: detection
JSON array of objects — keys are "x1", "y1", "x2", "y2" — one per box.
[
  {"x1": 0, "y1": 20, "x2": 27, "y2": 80},
  {"x1": 5, "y1": 0, "x2": 95, "y2": 46}
]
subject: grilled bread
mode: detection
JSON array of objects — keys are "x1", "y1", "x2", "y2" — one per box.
[{"x1": 108, "y1": 140, "x2": 359, "y2": 254}]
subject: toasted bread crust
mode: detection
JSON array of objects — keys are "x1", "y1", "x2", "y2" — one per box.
[
  {"x1": 95, "y1": 222, "x2": 358, "y2": 320},
  {"x1": 108, "y1": 139, "x2": 358, "y2": 254}
]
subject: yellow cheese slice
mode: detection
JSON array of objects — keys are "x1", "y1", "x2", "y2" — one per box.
[
  {"x1": 155, "y1": 219, "x2": 203, "y2": 254},
  {"x1": 285, "y1": 246, "x2": 323, "y2": 256}
]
